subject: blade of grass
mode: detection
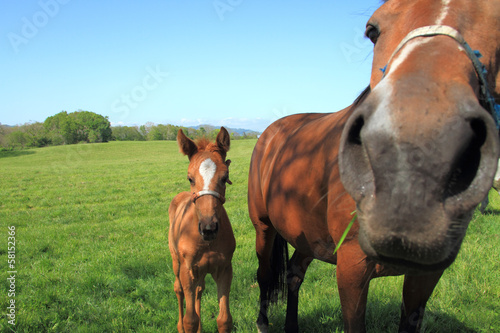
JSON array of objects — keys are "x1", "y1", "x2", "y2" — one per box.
[{"x1": 332, "y1": 211, "x2": 357, "y2": 255}]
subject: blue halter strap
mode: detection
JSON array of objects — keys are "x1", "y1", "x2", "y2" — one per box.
[{"x1": 379, "y1": 25, "x2": 500, "y2": 129}]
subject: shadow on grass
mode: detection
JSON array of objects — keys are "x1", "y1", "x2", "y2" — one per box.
[
  {"x1": 0, "y1": 150, "x2": 36, "y2": 158},
  {"x1": 423, "y1": 310, "x2": 479, "y2": 333},
  {"x1": 264, "y1": 301, "x2": 477, "y2": 332},
  {"x1": 482, "y1": 208, "x2": 500, "y2": 216}
]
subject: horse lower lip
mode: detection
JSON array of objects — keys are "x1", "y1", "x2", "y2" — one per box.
[
  {"x1": 200, "y1": 224, "x2": 219, "y2": 240},
  {"x1": 363, "y1": 235, "x2": 462, "y2": 273},
  {"x1": 201, "y1": 231, "x2": 217, "y2": 241},
  {"x1": 373, "y1": 253, "x2": 456, "y2": 274}
]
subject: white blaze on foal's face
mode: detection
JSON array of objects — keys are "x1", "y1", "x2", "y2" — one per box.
[{"x1": 199, "y1": 158, "x2": 217, "y2": 191}]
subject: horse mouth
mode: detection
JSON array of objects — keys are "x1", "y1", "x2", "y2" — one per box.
[
  {"x1": 359, "y1": 226, "x2": 464, "y2": 273},
  {"x1": 371, "y1": 250, "x2": 459, "y2": 274},
  {"x1": 199, "y1": 223, "x2": 219, "y2": 241}
]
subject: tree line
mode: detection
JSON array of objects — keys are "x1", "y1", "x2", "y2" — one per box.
[{"x1": 0, "y1": 111, "x2": 259, "y2": 150}]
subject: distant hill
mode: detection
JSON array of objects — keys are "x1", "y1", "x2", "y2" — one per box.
[{"x1": 189, "y1": 124, "x2": 260, "y2": 137}]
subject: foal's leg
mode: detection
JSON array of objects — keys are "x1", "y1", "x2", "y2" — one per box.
[
  {"x1": 195, "y1": 280, "x2": 205, "y2": 333},
  {"x1": 214, "y1": 264, "x2": 233, "y2": 333},
  {"x1": 180, "y1": 266, "x2": 202, "y2": 333},
  {"x1": 285, "y1": 250, "x2": 313, "y2": 333},
  {"x1": 336, "y1": 243, "x2": 375, "y2": 333},
  {"x1": 399, "y1": 271, "x2": 443, "y2": 333},
  {"x1": 172, "y1": 258, "x2": 185, "y2": 332}
]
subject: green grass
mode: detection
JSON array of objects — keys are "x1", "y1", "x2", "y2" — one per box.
[{"x1": 0, "y1": 141, "x2": 499, "y2": 332}]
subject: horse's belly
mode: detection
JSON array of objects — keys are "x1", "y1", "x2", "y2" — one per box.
[{"x1": 268, "y1": 206, "x2": 336, "y2": 263}]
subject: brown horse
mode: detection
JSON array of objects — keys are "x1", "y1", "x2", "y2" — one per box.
[
  {"x1": 169, "y1": 127, "x2": 235, "y2": 333},
  {"x1": 248, "y1": 1, "x2": 500, "y2": 332},
  {"x1": 480, "y1": 159, "x2": 500, "y2": 213}
]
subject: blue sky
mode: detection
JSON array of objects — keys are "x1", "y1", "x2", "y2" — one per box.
[{"x1": 1, "y1": 1, "x2": 381, "y2": 131}]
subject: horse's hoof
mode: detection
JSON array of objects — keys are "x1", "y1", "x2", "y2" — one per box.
[{"x1": 256, "y1": 323, "x2": 268, "y2": 333}]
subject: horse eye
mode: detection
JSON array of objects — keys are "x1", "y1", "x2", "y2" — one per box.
[
  {"x1": 221, "y1": 174, "x2": 233, "y2": 185},
  {"x1": 365, "y1": 24, "x2": 380, "y2": 44},
  {"x1": 188, "y1": 177, "x2": 195, "y2": 186}
]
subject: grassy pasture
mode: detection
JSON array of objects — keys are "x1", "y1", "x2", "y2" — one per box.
[{"x1": 0, "y1": 140, "x2": 499, "y2": 332}]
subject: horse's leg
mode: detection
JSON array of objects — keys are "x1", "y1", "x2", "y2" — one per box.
[
  {"x1": 336, "y1": 243, "x2": 375, "y2": 333},
  {"x1": 172, "y1": 258, "x2": 185, "y2": 332},
  {"x1": 398, "y1": 271, "x2": 443, "y2": 333},
  {"x1": 195, "y1": 280, "x2": 205, "y2": 333},
  {"x1": 255, "y1": 225, "x2": 278, "y2": 333},
  {"x1": 480, "y1": 194, "x2": 489, "y2": 214},
  {"x1": 285, "y1": 250, "x2": 313, "y2": 333},
  {"x1": 214, "y1": 264, "x2": 233, "y2": 333},
  {"x1": 179, "y1": 265, "x2": 201, "y2": 333}
]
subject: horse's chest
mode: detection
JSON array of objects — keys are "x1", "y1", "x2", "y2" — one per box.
[
  {"x1": 182, "y1": 248, "x2": 229, "y2": 277},
  {"x1": 200, "y1": 251, "x2": 227, "y2": 270}
]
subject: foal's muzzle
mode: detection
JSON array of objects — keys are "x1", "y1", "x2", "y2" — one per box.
[{"x1": 199, "y1": 220, "x2": 219, "y2": 241}]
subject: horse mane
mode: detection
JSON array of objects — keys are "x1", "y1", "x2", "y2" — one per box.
[
  {"x1": 352, "y1": 85, "x2": 371, "y2": 108},
  {"x1": 195, "y1": 137, "x2": 227, "y2": 159}
]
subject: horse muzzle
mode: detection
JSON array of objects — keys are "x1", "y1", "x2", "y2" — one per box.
[
  {"x1": 199, "y1": 219, "x2": 219, "y2": 241},
  {"x1": 339, "y1": 81, "x2": 500, "y2": 272}
]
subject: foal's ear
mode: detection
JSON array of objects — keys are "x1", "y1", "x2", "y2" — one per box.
[
  {"x1": 177, "y1": 129, "x2": 198, "y2": 160},
  {"x1": 217, "y1": 127, "x2": 231, "y2": 153}
]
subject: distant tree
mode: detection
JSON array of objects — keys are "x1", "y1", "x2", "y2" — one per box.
[
  {"x1": 140, "y1": 122, "x2": 154, "y2": 138},
  {"x1": 0, "y1": 124, "x2": 9, "y2": 148},
  {"x1": 70, "y1": 111, "x2": 112, "y2": 143},
  {"x1": 112, "y1": 126, "x2": 145, "y2": 141},
  {"x1": 147, "y1": 125, "x2": 164, "y2": 141},
  {"x1": 24, "y1": 122, "x2": 50, "y2": 147},
  {"x1": 3, "y1": 122, "x2": 50, "y2": 149},
  {"x1": 44, "y1": 111, "x2": 111, "y2": 144},
  {"x1": 7, "y1": 131, "x2": 28, "y2": 149},
  {"x1": 181, "y1": 127, "x2": 197, "y2": 140},
  {"x1": 197, "y1": 127, "x2": 207, "y2": 137},
  {"x1": 208, "y1": 128, "x2": 220, "y2": 140},
  {"x1": 143, "y1": 124, "x2": 183, "y2": 141},
  {"x1": 165, "y1": 124, "x2": 179, "y2": 140},
  {"x1": 44, "y1": 111, "x2": 76, "y2": 144}
]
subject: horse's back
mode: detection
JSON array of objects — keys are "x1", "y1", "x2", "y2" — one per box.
[
  {"x1": 168, "y1": 192, "x2": 195, "y2": 253},
  {"x1": 248, "y1": 113, "x2": 327, "y2": 220},
  {"x1": 248, "y1": 110, "x2": 354, "y2": 260},
  {"x1": 168, "y1": 191, "x2": 192, "y2": 229}
]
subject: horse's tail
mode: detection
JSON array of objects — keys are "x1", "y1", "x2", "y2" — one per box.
[{"x1": 267, "y1": 233, "x2": 289, "y2": 303}]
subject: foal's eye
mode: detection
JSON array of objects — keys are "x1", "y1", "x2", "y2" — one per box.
[
  {"x1": 365, "y1": 24, "x2": 380, "y2": 44},
  {"x1": 221, "y1": 174, "x2": 233, "y2": 185},
  {"x1": 188, "y1": 177, "x2": 195, "y2": 186}
]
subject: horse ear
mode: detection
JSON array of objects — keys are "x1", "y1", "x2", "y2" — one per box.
[
  {"x1": 217, "y1": 127, "x2": 231, "y2": 153},
  {"x1": 177, "y1": 129, "x2": 198, "y2": 160}
]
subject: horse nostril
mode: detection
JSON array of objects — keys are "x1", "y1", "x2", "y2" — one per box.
[
  {"x1": 340, "y1": 111, "x2": 375, "y2": 203},
  {"x1": 444, "y1": 118, "x2": 486, "y2": 199},
  {"x1": 199, "y1": 221, "x2": 219, "y2": 240},
  {"x1": 346, "y1": 116, "x2": 365, "y2": 146}
]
